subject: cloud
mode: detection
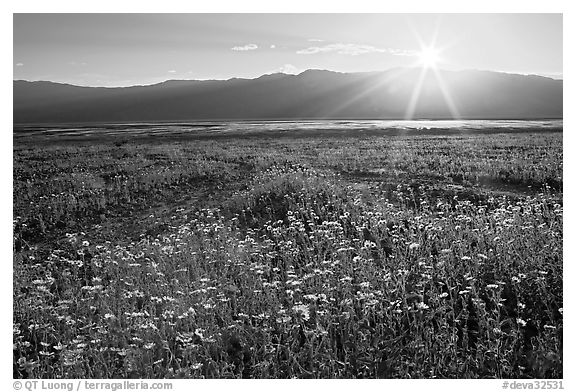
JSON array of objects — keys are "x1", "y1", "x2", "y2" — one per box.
[
  {"x1": 168, "y1": 70, "x2": 177, "y2": 73},
  {"x1": 297, "y1": 43, "x2": 386, "y2": 55},
  {"x1": 388, "y1": 48, "x2": 419, "y2": 56},
  {"x1": 15, "y1": 63, "x2": 24, "y2": 67},
  {"x1": 308, "y1": 38, "x2": 325, "y2": 42},
  {"x1": 270, "y1": 44, "x2": 276, "y2": 49},
  {"x1": 268, "y1": 64, "x2": 301, "y2": 75},
  {"x1": 231, "y1": 43, "x2": 258, "y2": 51},
  {"x1": 297, "y1": 43, "x2": 418, "y2": 56}
]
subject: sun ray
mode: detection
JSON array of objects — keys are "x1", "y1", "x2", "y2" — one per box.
[
  {"x1": 404, "y1": 67, "x2": 428, "y2": 120},
  {"x1": 318, "y1": 73, "x2": 388, "y2": 118},
  {"x1": 431, "y1": 68, "x2": 461, "y2": 119},
  {"x1": 403, "y1": 17, "x2": 462, "y2": 120},
  {"x1": 319, "y1": 67, "x2": 414, "y2": 119},
  {"x1": 322, "y1": 17, "x2": 461, "y2": 121}
]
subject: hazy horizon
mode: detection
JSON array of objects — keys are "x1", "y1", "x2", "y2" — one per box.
[{"x1": 13, "y1": 66, "x2": 564, "y2": 89}]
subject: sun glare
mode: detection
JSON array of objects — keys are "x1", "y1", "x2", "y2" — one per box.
[
  {"x1": 405, "y1": 39, "x2": 460, "y2": 120},
  {"x1": 418, "y1": 47, "x2": 440, "y2": 68}
]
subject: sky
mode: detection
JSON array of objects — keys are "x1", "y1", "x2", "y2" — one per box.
[{"x1": 13, "y1": 13, "x2": 562, "y2": 87}]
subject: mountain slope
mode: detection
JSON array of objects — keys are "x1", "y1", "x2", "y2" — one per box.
[{"x1": 13, "y1": 69, "x2": 563, "y2": 124}]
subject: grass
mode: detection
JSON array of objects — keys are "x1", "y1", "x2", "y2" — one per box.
[{"x1": 13, "y1": 129, "x2": 562, "y2": 379}]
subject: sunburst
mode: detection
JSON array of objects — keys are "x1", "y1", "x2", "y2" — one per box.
[
  {"x1": 403, "y1": 21, "x2": 460, "y2": 120},
  {"x1": 418, "y1": 47, "x2": 441, "y2": 69}
]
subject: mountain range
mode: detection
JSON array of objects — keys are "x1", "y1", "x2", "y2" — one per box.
[{"x1": 13, "y1": 68, "x2": 563, "y2": 124}]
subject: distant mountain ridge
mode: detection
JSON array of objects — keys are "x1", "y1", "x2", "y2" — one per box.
[{"x1": 13, "y1": 68, "x2": 563, "y2": 124}]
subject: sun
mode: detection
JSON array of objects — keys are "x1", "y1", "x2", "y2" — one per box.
[{"x1": 418, "y1": 47, "x2": 441, "y2": 68}]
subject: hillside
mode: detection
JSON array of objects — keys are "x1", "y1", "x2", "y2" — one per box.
[{"x1": 13, "y1": 69, "x2": 563, "y2": 124}]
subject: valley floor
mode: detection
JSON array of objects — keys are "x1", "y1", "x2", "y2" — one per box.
[{"x1": 13, "y1": 129, "x2": 562, "y2": 378}]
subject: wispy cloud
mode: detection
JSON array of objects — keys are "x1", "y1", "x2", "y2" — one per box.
[
  {"x1": 231, "y1": 43, "x2": 258, "y2": 51},
  {"x1": 270, "y1": 44, "x2": 276, "y2": 49},
  {"x1": 388, "y1": 48, "x2": 419, "y2": 56},
  {"x1": 15, "y1": 63, "x2": 24, "y2": 67},
  {"x1": 297, "y1": 43, "x2": 418, "y2": 56},
  {"x1": 168, "y1": 70, "x2": 177, "y2": 73},
  {"x1": 308, "y1": 38, "x2": 324, "y2": 42}
]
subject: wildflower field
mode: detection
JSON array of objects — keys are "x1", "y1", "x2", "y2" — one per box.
[{"x1": 13, "y1": 128, "x2": 563, "y2": 379}]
